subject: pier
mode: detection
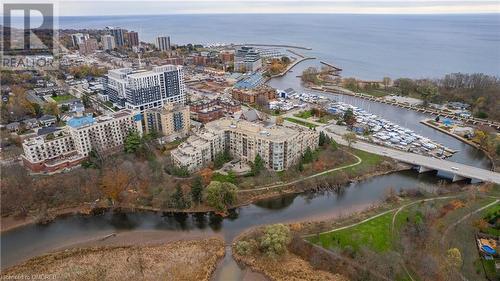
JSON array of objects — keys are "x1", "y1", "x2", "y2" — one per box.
[
  {"x1": 233, "y1": 43, "x2": 312, "y2": 50},
  {"x1": 320, "y1": 61, "x2": 343, "y2": 72}
]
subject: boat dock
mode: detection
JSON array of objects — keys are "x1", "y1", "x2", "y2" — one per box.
[{"x1": 312, "y1": 85, "x2": 500, "y2": 131}]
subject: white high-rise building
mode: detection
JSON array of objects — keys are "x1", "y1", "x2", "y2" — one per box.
[
  {"x1": 104, "y1": 65, "x2": 185, "y2": 112},
  {"x1": 102, "y1": 35, "x2": 116, "y2": 50},
  {"x1": 71, "y1": 33, "x2": 89, "y2": 47},
  {"x1": 155, "y1": 36, "x2": 171, "y2": 51}
]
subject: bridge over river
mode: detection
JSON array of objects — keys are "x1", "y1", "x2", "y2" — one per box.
[{"x1": 319, "y1": 127, "x2": 500, "y2": 184}]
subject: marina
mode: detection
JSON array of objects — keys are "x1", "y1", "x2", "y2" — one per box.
[{"x1": 276, "y1": 89, "x2": 456, "y2": 159}]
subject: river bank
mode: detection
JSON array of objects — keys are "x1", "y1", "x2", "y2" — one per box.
[
  {"x1": 303, "y1": 83, "x2": 500, "y2": 131},
  {"x1": 230, "y1": 183, "x2": 498, "y2": 281},
  {"x1": 1, "y1": 237, "x2": 225, "y2": 281},
  {"x1": 1, "y1": 150, "x2": 402, "y2": 235},
  {"x1": 420, "y1": 119, "x2": 497, "y2": 172}
]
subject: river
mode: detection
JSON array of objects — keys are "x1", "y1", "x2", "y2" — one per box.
[{"x1": 0, "y1": 60, "x2": 492, "y2": 279}]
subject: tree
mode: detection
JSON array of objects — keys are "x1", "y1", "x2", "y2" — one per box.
[
  {"x1": 446, "y1": 248, "x2": 462, "y2": 269},
  {"x1": 43, "y1": 102, "x2": 60, "y2": 120},
  {"x1": 276, "y1": 116, "x2": 284, "y2": 125},
  {"x1": 417, "y1": 81, "x2": 438, "y2": 106},
  {"x1": 296, "y1": 160, "x2": 304, "y2": 172},
  {"x1": 342, "y1": 132, "x2": 358, "y2": 148},
  {"x1": 301, "y1": 67, "x2": 319, "y2": 84},
  {"x1": 382, "y1": 77, "x2": 392, "y2": 90},
  {"x1": 124, "y1": 131, "x2": 142, "y2": 153},
  {"x1": 204, "y1": 181, "x2": 238, "y2": 212},
  {"x1": 259, "y1": 224, "x2": 291, "y2": 258},
  {"x1": 171, "y1": 185, "x2": 190, "y2": 209},
  {"x1": 302, "y1": 147, "x2": 314, "y2": 163},
  {"x1": 280, "y1": 56, "x2": 291, "y2": 64},
  {"x1": 330, "y1": 139, "x2": 338, "y2": 151},
  {"x1": 101, "y1": 166, "x2": 132, "y2": 204},
  {"x1": 342, "y1": 108, "x2": 356, "y2": 128},
  {"x1": 213, "y1": 150, "x2": 231, "y2": 169},
  {"x1": 199, "y1": 168, "x2": 213, "y2": 185},
  {"x1": 190, "y1": 177, "x2": 203, "y2": 204},
  {"x1": 5, "y1": 86, "x2": 36, "y2": 122},
  {"x1": 395, "y1": 78, "x2": 417, "y2": 96},
  {"x1": 251, "y1": 154, "x2": 265, "y2": 175},
  {"x1": 342, "y1": 78, "x2": 360, "y2": 92},
  {"x1": 318, "y1": 131, "x2": 331, "y2": 147}
]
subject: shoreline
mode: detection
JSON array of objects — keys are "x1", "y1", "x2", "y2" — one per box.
[
  {"x1": 420, "y1": 119, "x2": 496, "y2": 171},
  {"x1": 0, "y1": 163, "x2": 406, "y2": 234},
  {"x1": 303, "y1": 84, "x2": 500, "y2": 131}
]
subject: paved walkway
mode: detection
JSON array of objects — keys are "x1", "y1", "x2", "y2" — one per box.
[{"x1": 238, "y1": 150, "x2": 361, "y2": 193}]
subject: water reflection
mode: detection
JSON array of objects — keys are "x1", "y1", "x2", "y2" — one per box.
[
  {"x1": 254, "y1": 194, "x2": 297, "y2": 209},
  {"x1": 0, "y1": 170, "x2": 465, "y2": 269}
]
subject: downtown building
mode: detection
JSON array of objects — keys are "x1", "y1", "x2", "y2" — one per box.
[
  {"x1": 22, "y1": 109, "x2": 143, "y2": 173},
  {"x1": 71, "y1": 33, "x2": 89, "y2": 47},
  {"x1": 108, "y1": 27, "x2": 127, "y2": 47},
  {"x1": 126, "y1": 31, "x2": 139, "y2": 47},
  {"x1": 102, "y1": 35, "x2": 116, "y2": 50},
  {"x1": 234, "y1": 46, "x2": 262, "y2": 73},
  {"x1": 78, "y1": 38, "x2": 98, "y2": 55},
  {"x1": 144, "y1": 103, "x2": 191, "y2": 140},
  {"x1": 171, "y1": 118, "x2": 318, "y2": 172},
  {"x1": 155, "y1": 36, "x2": 171, "y2": 51},
  {"x1": 103, "y1": 65, "x2": 186, "y2": 112}
]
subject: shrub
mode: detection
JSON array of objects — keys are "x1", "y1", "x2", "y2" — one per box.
[
  {"x1": 235, "y1": 240, "x2": 256, "y2": 256},
  {"x1": 259, "y1": 224, "x2": 291, "y2": 258},
  {"x1": 204, "y1": 181, "x2": 238, "y2": 211}
]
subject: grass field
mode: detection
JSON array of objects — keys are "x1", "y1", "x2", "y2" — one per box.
[
  {"x1": 307, "y1": 209, "x2": 409, "y2": 252},
  {"x1": 340, "y1": 149, "x2": 385, "y2": 176},
  {"x1": 284, "y1": 117, "x2": 318, "y2": 128},
  {"x1": 294, "y1": 110, "x2": 313, "y2": 119},
  {"x1": 52, "y1": 94, "x2": 75, "y2": 103}
]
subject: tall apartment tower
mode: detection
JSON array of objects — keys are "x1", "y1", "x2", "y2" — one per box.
[
  {"x1": 71, "y1": 33, "x2": 89, "y2": 47},
  {"x1": 126, "y1": 31, "x2": 139, "y2": 47},
  {"x1": 109, "y1": 28, "x2": 127, "y2": 47},
  {"x1": 104, "y1": 65, "x2": 185, "y2": 112},
  {"x1": 102, "y1": 35, "x2": 116, "y2": 50},
  {"x1": 155, "y1": 36, "x2": 171, "y2": 51}
]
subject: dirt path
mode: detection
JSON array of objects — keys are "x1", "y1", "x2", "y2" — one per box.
[
  {"x1": 440, "y1": 198, "x2": 499, "y2": 245},
  {"x1": 239, "y1": 151, "x2": 362, "y2": 193}
]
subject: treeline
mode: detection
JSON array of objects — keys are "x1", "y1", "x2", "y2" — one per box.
[{"x1": 393, "y1": 73, "x2": 499, "y2": 121}]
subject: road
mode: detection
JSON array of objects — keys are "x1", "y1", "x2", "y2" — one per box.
[
  {"x1": 320, "y1": 127, "x2": 500, "y2": 184},
  {"x1": 282, "y1": 113, "x2": 500, "y2": 184}
]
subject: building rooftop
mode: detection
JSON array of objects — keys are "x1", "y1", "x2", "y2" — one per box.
[
  {"x1": 205, "y1": 117, "x2": 298, "y2": 141},
  {"x1": 67, "y1": 115, "x2": 95, "y2": 128}
]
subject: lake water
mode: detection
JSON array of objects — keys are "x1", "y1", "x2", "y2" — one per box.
[{"x1": 59, "y1": 14, "x2": 500, "y2": 79}]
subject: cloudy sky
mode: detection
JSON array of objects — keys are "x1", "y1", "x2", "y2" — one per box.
[{"x1": 3, "y1": 0, "x2": 500, "y2": 16}]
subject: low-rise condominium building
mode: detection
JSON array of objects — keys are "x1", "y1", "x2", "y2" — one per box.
[
  {"x1": 171, "y1": 117, "x2": 318, "y2": 172},
  {"x1": 22, "y1": 109, "x2": 143, "y2": 173}
]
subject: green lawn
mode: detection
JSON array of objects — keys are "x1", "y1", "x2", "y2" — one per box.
[
  {"x1": 307, "y1": 211, "x2": 397, "y2": 252},
  {"x1": 361, "y1": 89, "x2": 391, "y2": 97},
  {"x1": 52, "y1": 94, "x2": 75, "y2": 103},
  {"x1": 480, "y1": 203, "x2": 500, "y2": 236},
  {"x1": 294, "y1": 110, "x2": 313, "y2": 119},
  {"x1": 341, "y1": 149, "x2": 385, "y2": 176},
  {"x1": 284, "y1": 117, "x2": 317, "y2": 128}
]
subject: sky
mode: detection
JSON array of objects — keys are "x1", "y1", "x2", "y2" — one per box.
[{"x1": 2, "y1": 0, "x2": 500, "y2": 16}]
